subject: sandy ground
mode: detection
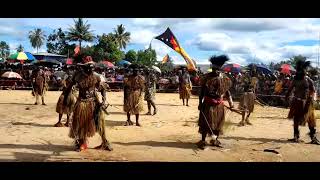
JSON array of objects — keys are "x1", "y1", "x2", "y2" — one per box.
[{"x1": 0, "y1": 90, "x2": 320, "y2": 162}]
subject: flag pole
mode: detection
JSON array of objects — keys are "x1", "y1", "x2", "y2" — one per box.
[{"x1": 149, "y1": 37, "x2": 155, "y2": 50}]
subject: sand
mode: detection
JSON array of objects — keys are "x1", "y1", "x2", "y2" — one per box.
[{"x1": 0, "y1": 90, "x2": 320, "y2": 162}]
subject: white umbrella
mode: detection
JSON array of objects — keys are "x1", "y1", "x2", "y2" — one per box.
[
  {"x1": 152, "y1": 65, "x2": 161, "y2": 73},
  {"x1": 1, "y1": 72, "x2": 22, "y2": 79},
  {"x1": 94, "y1": 72, "x2": 107, "y2": 83}
]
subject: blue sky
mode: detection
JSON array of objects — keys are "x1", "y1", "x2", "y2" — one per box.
[{"x1": 1, "y1": 18, "x2": 320, "y2": 66}]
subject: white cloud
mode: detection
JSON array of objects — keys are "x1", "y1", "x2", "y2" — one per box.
[
  {"x1": 9, "y1": 43, "x2": 19, "y2": 53},
  {"x1": 170, "y1": 55, "x2": 186, "y2": 64},
  {"x1": 277, "y1": 45, "x2": 318, "y2": 59},
  {"x1": 130, "y1": 29, "x2": 156, "y2": 45}
]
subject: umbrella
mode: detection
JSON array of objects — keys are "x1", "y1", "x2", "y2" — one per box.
[
  {"x1": 8, "y1": 52, "x2": 36, "y2": 61},
  {"x1": 152, "y1": 65, "x2": 161, "y2": 73},
  {"x1": 248, "y1": 63, "x2": 272, "y2": 74},
  {"x1": 97, "y1": 61, "x2": 115, "y2": 68},
  {"x1": 94, "y1": 72, "x2": 107, "y2": 83},
  {"x1": 280, "y1": 64, "x2": 295, "y2": 75},
  {"x1": 101, "y1": 60, "x2": 114, "y2": 68},
  {"x1": 66, "y1": 58, "x2": 73, "y2": 65},
  {"x1": 222, "y1": 63, "x2": 242, "y2": 73},
  {"x1": 117, "y1": 60, "x2": 131, "y2": 66},
  {"x1": 1, "y1": 71, "x2": 22, "y2": 79}
]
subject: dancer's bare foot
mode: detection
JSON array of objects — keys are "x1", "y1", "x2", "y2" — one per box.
[
  {"x1": 79, "y1": 143, "x2": 88, "y2": 152},
  {"x1": 54, "y1": 122, "x2": 65, "y2": 127},
  {"x1": 196, "y1": 140, "x2": 207, "y2": 150},
  {"x1": 310, "y1": 137, "x2": 320, "y2": 145},
  {"x1": 124, "y1": 120, "x2": 134, "y2": 126},
  {"x1": 288, "y1": 137, "x2": 303, "y2": 143},
  {"x1": 94, "y1": 141, "x2": 113, "y2": 151},
  {"x1": 210, "y1": 139, "x2": 222, "y2": 147},
  {"x1": 238, "y1": 121, "x2": 245, "y2": 126}
]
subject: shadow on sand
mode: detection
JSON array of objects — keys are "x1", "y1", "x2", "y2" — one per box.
[
  {"x1": 105, "y1": 120, "x2": 126, "y2": 127},
  {"x1": 114, "y1": 140, "x2": 197, "y2": 150},
  {"x1": 0, "y1": 142, "x2": 74, "y2": 161},
  {"x1": 221, "y1": 136, "x2": 289, "y2": 144},
  {"x1": 0, "y1": 102, "x2": 34, "y2": 106},
  {"x1": 11, "y1": 122, "x2": 53, "y2": 128},
  {"x1": 255, "y1": 116, "x2": 288, "y2": 119}
]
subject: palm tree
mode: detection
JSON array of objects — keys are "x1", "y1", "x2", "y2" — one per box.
[
  {"x1": 0, "y1": 41, "x2": 10, "y2": 59},
  {"x1": 28, "y1": 28, "x2": 46, "y2": 53},
  {"x1": 16, "y1": 44, "x2": 24, "y2": 53},
  {"x1": 67, "y1": 18, "x2": 94, "y2": 50},
  {"x1": 114, "y1": 24, "x2": 130, "y2": 50}
]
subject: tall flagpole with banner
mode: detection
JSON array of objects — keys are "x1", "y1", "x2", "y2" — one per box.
[{"x1": 154, "y1": 27, "x2": 197, "y2": 71}]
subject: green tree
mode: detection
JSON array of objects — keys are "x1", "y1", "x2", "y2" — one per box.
[
  {"x1": 28, "y1": 28, "x2": 46, "y2": 53},
  {"x1": 135, "y1": 48, "x2": 157, "y2": 67},
  {"x1": 67, "y1": 18, "x2": 94, "y2": 50},
  {"x1": 125, "y1": 50, "x2": 137, "y2": 62},
  {"x1": 46, "y1": 28, "x2": 76, "y2": 55},
  {"x1": 0, "y1": 41, "x2": 10, "y2": 59},
  {"x1": 16, "y1": 44, "x2": 24, "y2": 52},
  {"x1": 114, "y1": 24, "x2": 130, "y2": 50},
  {"x1": 93, "y1": 33, "x2": 124, "y2": 62}
]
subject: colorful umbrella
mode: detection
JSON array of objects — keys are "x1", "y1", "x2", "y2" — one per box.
[
  {"x1": 117, "y1": 60, "x2": 131, "y2": 66},
  {"x1": 102, "y1": 60, "x2": 114, "y2": 68},
  {"x1": 248, "y1": 63, "x2": 272, "y2": 74},
  {"x1": 221, "y1": 63, "x2": 242, "y2": 73},
  {"x1": 1, "y1": 71, "x2": 22, "y2": 79},
  {"x1": 8, "y1": 52, "x2": 36, "y2": 61},
  {"x1": 280, "y1": 64, "x2": 295, "y2": 75},
  {"x1": 97, "y1": 60, "x2": 114, "y2": 68},
  {"x1": 66, "y1": 58, "x2": 73, "y2": 65}
]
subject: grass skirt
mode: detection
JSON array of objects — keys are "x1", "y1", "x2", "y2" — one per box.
[
  {"x1": 69, "y1": 99, "x2": 96, "y2": 140},
  {"x1": 123, "y1": 89, "x2": 144, "y2": 114},
  {"x1": 198, "y1": 102, "x2": 225, "y2": 135},
  {"x1": 179, "y1": 84, "x2": 191, "y2": 99},
  {"x1": 238, "y1": 92, "x2": 255, "y2": 113},
  {"x1": 56, "y1": 91, "x2": 76, "y2": 114}
]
